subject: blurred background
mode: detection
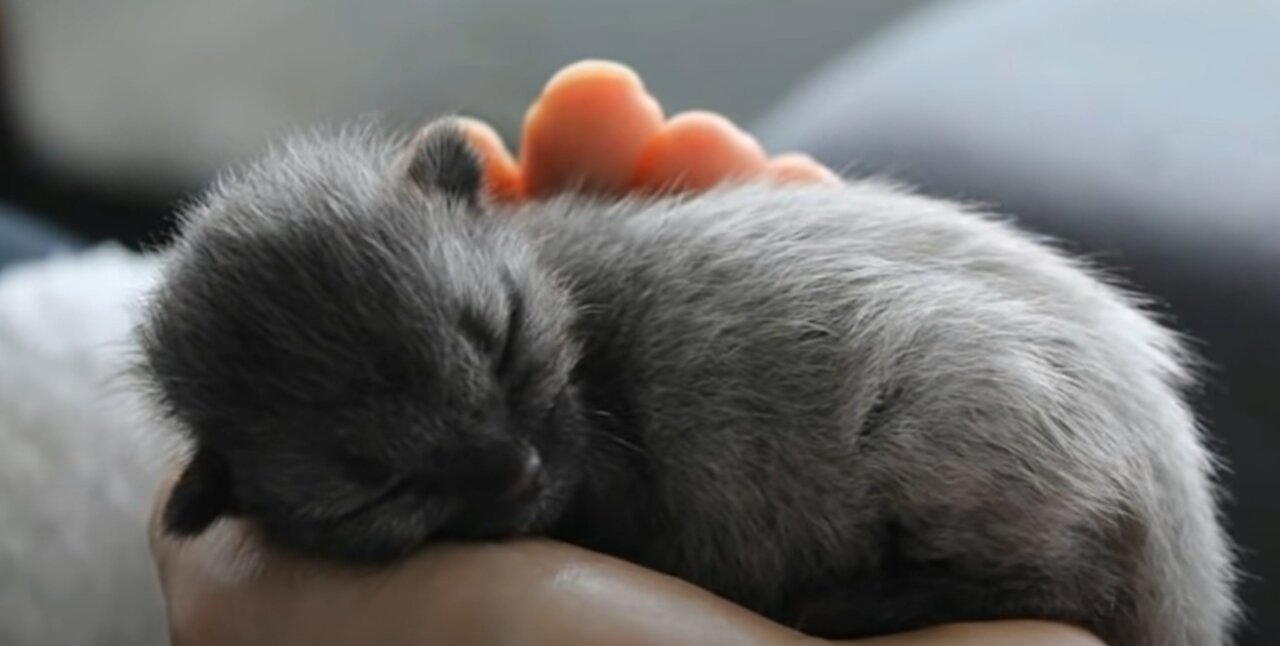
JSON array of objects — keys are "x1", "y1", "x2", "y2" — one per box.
[
  {"x1": 0, "y1": 1, "x2": 1275, "y2": 645},
  {"x1": 0, "y1": 0, "x2": 929, "y2": 245}
]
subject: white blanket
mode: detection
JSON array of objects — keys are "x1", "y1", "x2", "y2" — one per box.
[{"x1": 0, "y1": 246, "x2": 169, "y2": 646}]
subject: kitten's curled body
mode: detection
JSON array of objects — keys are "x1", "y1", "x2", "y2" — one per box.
[{"x1": 140, "y1": 125, "x2": 1236, "y2": 645}]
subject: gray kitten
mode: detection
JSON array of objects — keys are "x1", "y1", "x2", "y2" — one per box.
[{"x1": 139, "y1": 120, "x2": 1237, "y2": 644}]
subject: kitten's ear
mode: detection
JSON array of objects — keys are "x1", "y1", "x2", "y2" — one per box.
[
  {"x1": 163, "y1": 446, "x2": 238, "y2": 537},
  {"x1": 399, "y1": 118, "x2": 483, "y2": 204}
]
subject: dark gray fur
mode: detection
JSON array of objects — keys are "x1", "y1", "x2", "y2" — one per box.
[{"x1": 138, "y1": 122, "x2": 1237, "y2": 644}]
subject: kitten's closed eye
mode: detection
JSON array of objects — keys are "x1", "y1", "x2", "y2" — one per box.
[
  {"x1": 456, "y1": 274, "x2": 524, "y2": 380},
  {"x1": 497, "y1": 281, "x2": 525, "y2": 379}
]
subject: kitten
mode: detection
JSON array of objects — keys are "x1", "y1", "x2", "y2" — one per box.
[{"x1": 138, "y1": 120, "x2": 1237, "y2": 645}]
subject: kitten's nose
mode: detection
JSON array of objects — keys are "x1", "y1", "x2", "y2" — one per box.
[
  {"x1": 500, "y1": 447, "x2": 543, "y2": 500},
  {"x1": 448, "y1": 444, "x2": 542, "y2": 499}
]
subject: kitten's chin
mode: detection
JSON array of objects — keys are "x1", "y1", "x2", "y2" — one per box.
[
  {"x1": 519, "y1": 485, "x2": 572, "y2": 534},
  {"x1": 442, "y1": 481, "x2": 568, "y2": 540},
  {"x1": 274, "y1": 466, "x2": 580, "y2": 560},
  {"x1": 266, "y1": 517, "x2": 432, "y2": 564}
]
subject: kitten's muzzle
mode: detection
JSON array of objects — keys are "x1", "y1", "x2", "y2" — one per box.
[
  {"x1": 435, "y1": 443, "x2": 544, "y2": 501},
  {"x1": 501, "y1": 448, "x2": 543, "y2": 501}
]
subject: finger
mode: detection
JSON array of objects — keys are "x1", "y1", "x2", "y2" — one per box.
[
  {"x1": 765, "y1": 153, "x2": 842, "y2": 186},
  {"x1": 630, "y1": 111, "x2": 768, "y2": 194},
  {"x1": 520, "y1": 60, "x2": 664, "y2": 198},
  {"x1": 455, "y1": 117, "x2": 524, "y2": 203}
]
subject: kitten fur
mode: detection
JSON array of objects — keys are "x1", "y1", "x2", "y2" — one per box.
[{"x1": 138, "y1": 121, "x2": 1237, "y2": 644}]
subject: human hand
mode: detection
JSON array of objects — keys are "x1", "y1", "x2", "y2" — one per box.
[
  {"x1": 445, "y1": 59, "x2": 841, "y2": 204},
  {"x1": 150, "y1": 470, "x2": 819, "y2": 646},
  {"x1": 150, "y1": 472, "x2": 1103, "y2": 646}
]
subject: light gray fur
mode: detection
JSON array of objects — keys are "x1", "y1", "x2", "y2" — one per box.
[{"x1": 146, "y1": 128, "x2": 1237, "y2": 644}]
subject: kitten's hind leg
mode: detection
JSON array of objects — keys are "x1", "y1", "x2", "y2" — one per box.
[{"x1": 787, "y1": 564, "x2": 1110, "y2": 642}]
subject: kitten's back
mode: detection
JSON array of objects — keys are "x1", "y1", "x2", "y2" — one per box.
[{"x1": 510, "y1": 183, "x2": 1236, "y2": 645}]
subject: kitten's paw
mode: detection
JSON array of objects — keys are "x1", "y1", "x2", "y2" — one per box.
[{"x1": 459, "y1": 59, "x2": 840, "y2": 203}]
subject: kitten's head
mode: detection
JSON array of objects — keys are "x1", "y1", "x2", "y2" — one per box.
[{"x1": 140, "y1": 120, "x2": 587, "y2": 561}]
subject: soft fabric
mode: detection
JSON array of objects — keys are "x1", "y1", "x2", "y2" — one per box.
[
  {"x1": 0, "y1": 246, "x2": 169, "y2": 646},
  {"x1": 754, "y1": 1, "x2": 1279, "y2": 643}
]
